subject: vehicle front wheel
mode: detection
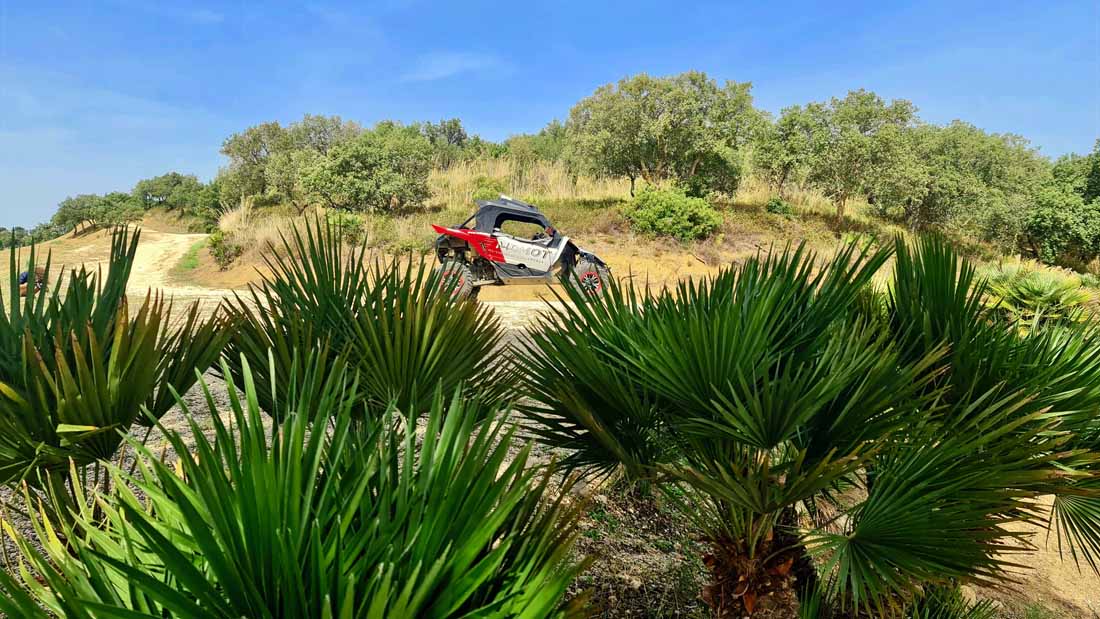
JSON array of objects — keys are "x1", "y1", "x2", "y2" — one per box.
[
  {"x1": 570, "y1": 260, "x2": 611, "y2": 296},
  {"x1": 436, "y1": 260, "x2": 478, "y2": 300}
]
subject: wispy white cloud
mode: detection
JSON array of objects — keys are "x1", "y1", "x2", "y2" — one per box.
[
  {"x1": 0, "y1": 65, "x2": 217, "y2": 133},
  {"x1": 401, "y1": 51, "x2": 504, "y2": 82}
]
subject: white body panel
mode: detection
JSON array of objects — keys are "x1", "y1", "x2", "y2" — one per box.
[{"x1": 496, "y1": 235, "x2": 571, "y2": 272}]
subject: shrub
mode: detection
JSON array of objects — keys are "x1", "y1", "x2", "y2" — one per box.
[
  {"x1": 301, "y1": 121, "x2": 432, "y2": 213},
  {"x1": 0, "y1": 229, "x2": 227, "y2": 519},
  {"x1": 1021, "y1": 185, "x2": 1100, "y2": 265},
  {"x1": 516, "y1": 276, "x2": 678, "y2": 483},
  {"x1": 624, "y1": 186, "x2": 722, "y2": 241},
  {"x1": 208, "y1": 229, "x2": 243, "y2": 268},
  {"x1": 221, "y1": 218, "x2": 509, "y2": 418},
  {"x1": 983, "y1": 263, "x2": 1090, "y2": 323},
  {"x1": 324, "y1": 210, "x2": 366, "y2": 243},
  {"x1": 519, "y1": 236, "x2": 1100, "y2": 616},
  {"x1": 0, "y1": 364, "x2": 584, "y2": 618},
  {"x1": 1080, "y1": 272, "x2": 1100, "y2": 289},
  {"x1": 765, "y1": 196, "x2": 794, "y2": 215},
  {"x1": 471, "y1": 175, "x2": 507, "y2": 201}
]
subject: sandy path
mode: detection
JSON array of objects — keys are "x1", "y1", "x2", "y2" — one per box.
[{"x1": 127, "y1": 230, "x2": 227, "y2": 305}]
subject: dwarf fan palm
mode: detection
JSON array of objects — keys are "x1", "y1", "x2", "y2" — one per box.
[
  {"x1": 886, "y1": 235, "x2": 1100, "y2": 576},
  {"x1": 0, "y1": 359, "x2": 585, "y2": 619},
  {"x1": 221, "y1": 217, "x2": 508, "y2": 418},
  {"x1": 0, "y1": 228, "x2": 227, "y2": 511},
  {"x1": 520, "y1": 238, "x2": 1100, "y2": 616}
]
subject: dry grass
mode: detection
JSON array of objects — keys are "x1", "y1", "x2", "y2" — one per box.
[
  {"x1": 429, "y1": 159, "x2": 631, "y2": 209},
  {"x1": 217, "y1": 198, "x2": 304, "y2": 260}
]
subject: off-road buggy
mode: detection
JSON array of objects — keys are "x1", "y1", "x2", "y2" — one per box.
[{"x1": 432, "y1": 196, "x2": 611, "y2": 299}]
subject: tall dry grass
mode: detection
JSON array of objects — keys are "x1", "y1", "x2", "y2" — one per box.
[
  {"x1": 731, "y1": 175, "x2": 835, "y2": 214},
  {"x1": 429, "y1": 159, "x2": 630, "y2": 208},
  {"x1": 218, "y1": 197, "x2": 304, "y2": 259}
]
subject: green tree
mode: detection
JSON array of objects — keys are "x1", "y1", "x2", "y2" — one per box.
[
  {"x1": 568, "y1": 71, "x2": 763, "y2": 196},
  {"x1": 751, "y1": 105, "x2": 819, "y2": 197},
  {"x1": 219, "y1": 121, "x2": 290, "y2": 200},
  {"x1": 301, "y1": 122, "x2": 432, "y2": 212},
  {"x1": 287, "y1": 114, "x2": 361, "y2": 156},
  {"x1": 464, "y1": 135, "x2": 506, "y2": 159},
  {"x1": 1022, "y1": 183, "x2": 1100, "y2": 264},
  {"x1": 803, "y1": 89, "x2": 918, "y2": 219},
  {"x1": 1052, "y1": 152, "x2": 1092, "y2": 197},
  {"x1": 52, "y1": 194, "x2": 103, "y2": 234},
  {"x1": 875, "y1": 122, "x2": 1047, "y2": 242},
  {"x1": 100, "y1": 191, "x2": 144, "y2": 225},
  {"x1": 504, "y1": 120, "x2": 570, "y2": 162},
  {"x1": 132, "y1": 172, "x2": 205, "y2": 211},
  {"x1": 419, "y1": 118, "x2": 468, "y2": 169},
  {"x1": 265, "y1": 149, "x2": 322, "y2": 213},
  {"x1": 260, "y1": 115, "x2": 361, "y2": 212},
  {"x1": 1083, "y1": 139, "x2": 1100, "y2": 203}
]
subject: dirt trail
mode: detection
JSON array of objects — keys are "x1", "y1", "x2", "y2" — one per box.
[
  {"x1": 123, "y1": 229, "x2": 566, "y2": 327},
  {"x1": 128, "y1": 230, "x2": 225, "y2": 303}
]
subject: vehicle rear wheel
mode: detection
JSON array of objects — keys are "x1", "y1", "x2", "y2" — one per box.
[
  {"x1": 436, "y1": 260, "x2": 477, "y2": 300},
  {"x1": 570, "y1": 260, "x2": 611, "y2": 296}
]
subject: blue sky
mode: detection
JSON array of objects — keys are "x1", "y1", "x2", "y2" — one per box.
[{"x1": 1, "y1": 0, "x2": 1096, "y2": 227}]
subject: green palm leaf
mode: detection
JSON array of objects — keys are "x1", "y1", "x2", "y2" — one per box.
[
  {"x1": 221, "y1": 216, "x2": 509, "y2": 418},
  {"x1": 0, "y1": 358, "x2": 584, "y2": 618}
]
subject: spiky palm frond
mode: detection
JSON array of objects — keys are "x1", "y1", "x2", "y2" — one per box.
[
  {"x1": 807, "y1": 388, "x2": 1070, "y2": 611},
  {"x1": 221, "y1": 217, "x2": 509, "y2": 418},
  {"x1": 0, "y1": 228, "x2": 226, "y2": 492},
  {"x1": 514, "y1": 275, "x2": 675, "y2": 482},
  {"x1": 0, "y1": 361, "x2": 585, "y2": 619},
  {"x1": 888, "y1": 235, "x2": 1100, "y2": 578},
  {"x1": 515, "y1": 242, "x2": 894, "y2": 485},
  {"x1": 142, "y1": 299, "x2": 233, "y2": 423},
  {"x1": 906, "y1": 586, "x2": 998, "y2": 619},
  {"x1": 986, "y1": 267, "x2": 1091, "y2": 324}
]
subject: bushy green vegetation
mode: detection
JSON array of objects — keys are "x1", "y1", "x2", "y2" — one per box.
[
  {"x1": 0, "y1": 371, "x2": 584, "y2": 619},
  {"x1": 10, "y1": 67, "x2": 1100, "y2": 617},
  {"x1": 983, "y1": 261, "x2": 1091, "y2": 323},
  {"x1": 568, "y1": 71, "x2": 759, "y2": 198},
  {"x1": 16, "y1": 69, "x2": 1100, "y2": 280},
  {"x1": 517, "y1": 236, "x2": 1100, "y2": 616},
  {"x1": 0, "y1": 229, "x2": 227, "y2": 521},
  {"x1": 623, "y1": 186, "x2": 722, "y2": 241},
  {"x1": 207, "y1": 229, "x2": 242, "y2": 268},
  {"x1": 300, "y1": 122, "x2": 433, "y2": 212},
  {"x1": 472, "y1": 175, "x2": 509, "y2": 201},
  {"x1": 766, "y1": 196, "x2": 794, "y2": 215},
  {"x1": 220, "y1": 219, "x2": 509, "y2": 417}
]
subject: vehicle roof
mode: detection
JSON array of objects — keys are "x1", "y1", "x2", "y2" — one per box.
[
  {"x1": 473, "y1": 196, "x2": 551, "y2": 232},
  {"x1": 475, "y1": 195, "x2": 545, "y2": 217}
]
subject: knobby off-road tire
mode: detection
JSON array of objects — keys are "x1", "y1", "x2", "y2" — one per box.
[
  {"x1": 436, "y1": 260, "x2": 479, "y2": 301},
  {"x1": 570, "y1": 260, "x2": 611, "y2": 296}
]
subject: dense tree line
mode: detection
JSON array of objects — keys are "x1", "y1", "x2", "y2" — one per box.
[
  {"x1": 6, "y1": 171, "x2": 225, "y2": 248},
  {"x1": 563, "y1": 73, "x2": 1100, "y2": 267}
]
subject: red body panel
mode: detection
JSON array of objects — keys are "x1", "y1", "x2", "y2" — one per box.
[{"x1": 432, "y1": 224, "x2": 505, "y2": 262}]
